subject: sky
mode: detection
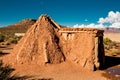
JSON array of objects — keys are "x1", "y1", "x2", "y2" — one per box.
[{"x1": 0, "y1": 0, "x2": 120, "y2": 28}]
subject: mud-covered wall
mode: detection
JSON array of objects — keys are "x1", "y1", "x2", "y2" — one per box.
[{"x1": 59, "y1": 29, "x2": 104, "y2": 71}]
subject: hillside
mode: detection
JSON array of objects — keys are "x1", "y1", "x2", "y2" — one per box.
[
  {"x1": 103, "y1": 27, "x2": 120, "y2": 33},
  {"x1": 0, "y1": 19, "x2": 36, "y2": 34}
]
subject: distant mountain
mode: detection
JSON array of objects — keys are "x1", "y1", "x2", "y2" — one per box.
[
  {"x1": 103, "y1": 27, "x2": 120, "y2": 33},
  {"x1": 0, "y1": 19, "x2": 36, "y2": 34}
]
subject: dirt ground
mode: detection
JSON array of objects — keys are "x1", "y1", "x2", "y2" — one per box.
[
  {"x1": 12, "y1": 61, "x2": 107, "y2": 80},
  {"x1": 0, "y1": 44, "x2": 108, "y2": 80}
]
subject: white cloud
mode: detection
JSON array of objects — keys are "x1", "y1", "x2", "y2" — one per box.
[
  {"x1": 110, "y1": 22, "x2": 120, "y2": 28},
  {"x1": 98, "y1": 11, "x2": 120, "y2": 24},
  {"x1": 73, "y1": 23, "x2": 105, "y2": 28},
  {"x1": 98, "y1": 17, "x2": 105, "y2": 24},
  {"x1": 73, "y1": 11, "x2": 120, "y2": 28},
  {"x1": 73, "y1": 24, "x2": 85, "y2": 28}
]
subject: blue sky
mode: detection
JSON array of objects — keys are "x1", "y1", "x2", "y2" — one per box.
[{"x1": 0, "y1": 0, "x2": 120, "y2": 27}]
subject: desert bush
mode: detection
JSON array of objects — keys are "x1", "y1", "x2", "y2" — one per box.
[
  {"x1": 10, "y1": 39, "x2": 18, "y2": 44},
  {"x1": 104, "y1": 37, "x2": 120, "y2": 56},
  {"x1": 0, "y1": 32, "x2": 22, "y2": 45},
  {"x1": 5, "y1": 36, "x2": 22, "y2": 44},
  {"x1": 10, "y1": 36, "x2": 22, "y2": 44},
  {"x1": 104, "y1": 38, "x2": 112, "y2": 45},
  {"x1": 104, "y1": 38, "x2": 117, "y2": 49},
  {"x1": 109, "y1": 49, "x2": 119, "y2": 56},
  {"x1": 0, "y1": 33, "x2": 5, "y2": 42}
]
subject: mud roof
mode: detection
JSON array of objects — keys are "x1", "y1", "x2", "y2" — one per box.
[
  {"x1": 38, "y1": 14, "x2": 61, "y2": 29},
  {"x1": 59, "y1": 28, "x2": 104, "y2": 33}
]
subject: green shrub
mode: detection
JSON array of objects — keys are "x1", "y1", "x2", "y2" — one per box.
[
  {"x1": 10, "y1": 36, "x2": 22, "y2": 44},
  {"x1": 10, "y1": 39, "x2": 18, "y2": 44},
  {"x1": 0, "y1": 32, "x2": 22, "y2": 44},
  {"x1": 0, "y1": 33, "x2": 5, "y2": 42},
  {"x1": 103, "y1": 38, "x2": 112, "y2": 45}
]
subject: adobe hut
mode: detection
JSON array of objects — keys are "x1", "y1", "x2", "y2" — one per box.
[{"x1": 11, "y1": 14, "x2": 105, "y2": 71}]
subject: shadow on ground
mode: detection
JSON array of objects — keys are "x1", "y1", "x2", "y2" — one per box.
[
  {"x1": 102, "y1": 56, "x2": 120, "y2": 80},
  {"x1": 0, "y1": 52, "x2": 9, "y2": 57},
  {"x1": 0, "y1": 59, "x2": 54, "y2": 80},
  {"x1": 104, "y1": 56, "x2": 120, "y2": 69},
  {"x1": 0, "y1": 60, "x2": 32, "y2": 80}
]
